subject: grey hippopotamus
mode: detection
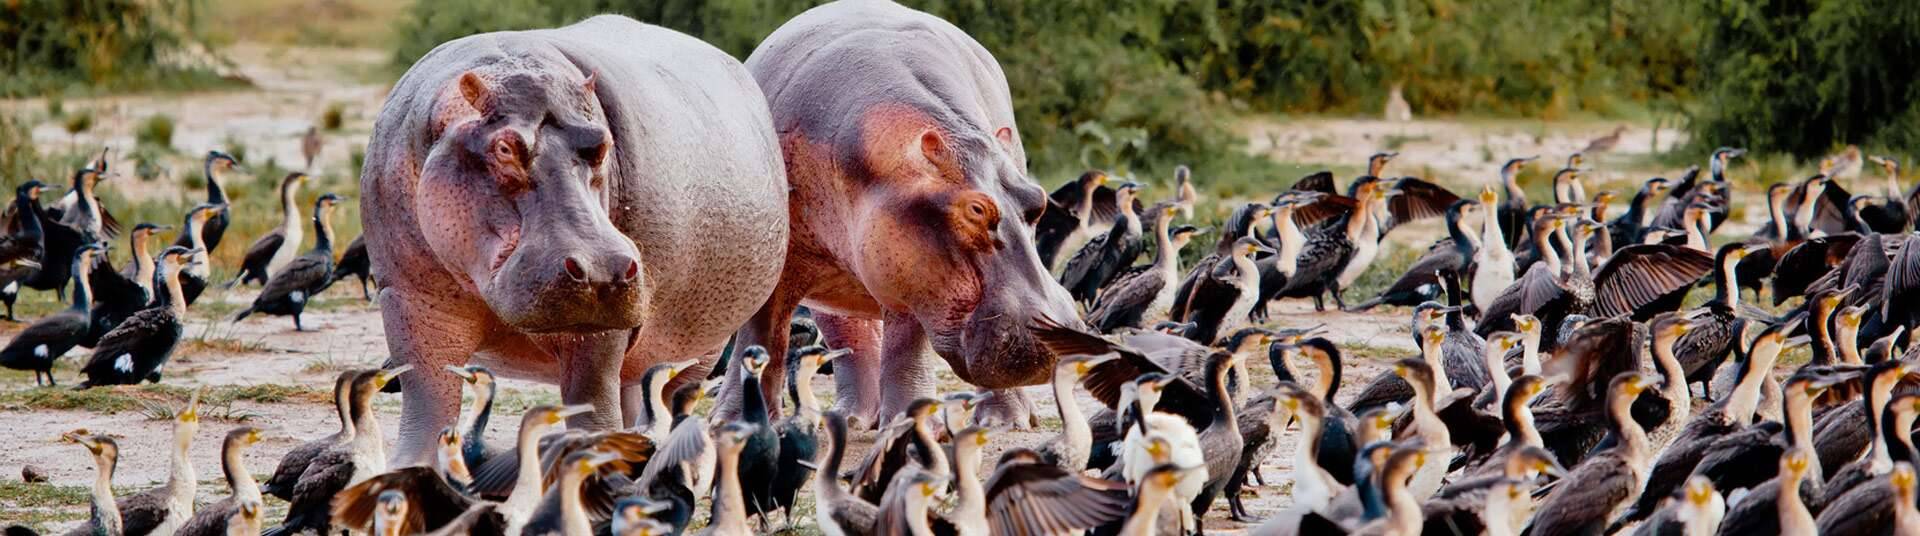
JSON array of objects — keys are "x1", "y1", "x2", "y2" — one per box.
[
  {"x1": 730, "y1": 0, "x2": 1079, "y2": 427},
  {"x1": 360, "y1": 15, "x2": 788, "y2": 463}
]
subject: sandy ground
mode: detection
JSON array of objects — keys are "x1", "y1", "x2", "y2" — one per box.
[{"x1": 0, "y1": 41, "x2": 1689, "y2": 533}]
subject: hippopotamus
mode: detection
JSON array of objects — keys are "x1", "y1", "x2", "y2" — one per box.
[
  {"x1": 359, "y1": 15, "x2": 788, "y2": 463},
  {"x1": 730, "y1": 0, "x2": 1079, "y2": 428}
]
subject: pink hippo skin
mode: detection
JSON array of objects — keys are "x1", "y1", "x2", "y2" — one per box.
[
  {"x1": 360, "y1": 15, "x2": 788, "y2": 464},
  {"x1": 732, "y1": 0, "x2": 1080, "y2": 428}
]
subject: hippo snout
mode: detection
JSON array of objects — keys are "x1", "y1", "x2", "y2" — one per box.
[
  {"x1": 486, "y1": 239, "x2": 649, "y2": 333},
  {"x1": 948, "y1": 266, "x2": 1080, "y2": 388}
]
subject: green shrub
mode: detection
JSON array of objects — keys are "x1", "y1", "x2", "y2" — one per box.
[
  {"x1": 1688, "y1": 0, "x2": 1920, "y2": 158},
  {"x1": 321, "y1": 103, "x2": 347, "y2": 131},
  {"x1": 0, "y1": 0, "x2": 231, "y2": 96},
  {"x1": 136, "y1": 114, "x2": 175, "y2": 148},
  {"x1": 62, "y1": 110, "x2": 94, "y2": 137}
]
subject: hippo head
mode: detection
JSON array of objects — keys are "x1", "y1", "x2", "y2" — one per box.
[
  {"x1": 417, "y1": 69, "x2": 645, "y2": 333},
  {"x1": 854, "y1": 119, "x2": 1078, "y2": 387}
]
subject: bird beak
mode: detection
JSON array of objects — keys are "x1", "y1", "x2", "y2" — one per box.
[
  {"x1": 443, "y1": 365, "x2": 475, "y2": 381},
  {"x1": 557, "y1": 404, "x2": 595, "y2": 420},
  {"x1": 823, "y1": 348, "x2": 853, "y2": 362}
]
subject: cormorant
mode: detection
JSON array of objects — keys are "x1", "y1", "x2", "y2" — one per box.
[
  {"x1": 1349, "y1": 199, "x2": 1481, "y2": 311},
  {"x1": 1525, "y1": 373, "x2": 1662, "y2": 536},
  {"x1": 228, "y1": 171, "x2": 309, "y2": 287},
  {"x1": 263, "y1": 370, "x2": 358, "y2": 501},
  {"x1": 1087, "y1": 205, "x2": 1201, "y2": 332},
  {"x1": 327, "y1": 234, "x2": 373, "y2": 300},
  {"x1": 264, "y1": 366, "x2": 410, "y2": 536},
  {"x1": 1061, "y1": 181, "x2": 1144, "y2": 305},
  {"x1": 175, "y1": 426, "x2": 266, "y2": 536},
  {"x1": 231, "y1": 193, "x2": 341, "y2": 331},
  {"x1": 76, "y1": 245, "x2": 194, "y2": 388},
  {"x1": 115, "y1": 392, "x2": 202, "y2": 536},
  {"x1": 0, "y1": 244, "x2": 100, "y2": 385},
  {"x1": 812, "y1": 411, "x2": 880, "y2": 536},
  {"x1": 173, "y1": 151, "x2": 239, "y2": 253}
]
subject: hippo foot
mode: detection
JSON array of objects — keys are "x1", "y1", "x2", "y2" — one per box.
[
  {"x1": 830, "y1": 395, "x2": 881, "y2": 429},
  {"x1": 973, "y1": 388, "x2": 1038, "y2": 430}
]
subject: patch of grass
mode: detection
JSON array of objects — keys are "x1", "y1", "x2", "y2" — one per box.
[
  {"x1": 1306, "y1": 136, "x2": 1335, "y2": 148},
  {"x1": 0, "y1": 481, "x2": 90, "y2": 508},
  {"x1": 1341, "y1": 342, "x2": 1412, "y2": 362},
  {"x1": 224, "y1": 383, "x2": 330, "y2": 404},
  {"x1": 0, "y1": 387, "x2": 149, "y2": 413},
  {"x1": 1381, "y1": 134, "x2": 1432, "y2": 151},
  {"x1": 492, "y1": 388, "x2": 564, "y2": 415},
  {"x1": 182, "y1": 336, "x2": 269, "y2": 355},
  {"x1": 135, "y1": 114, "x2": 176, "y2": 148},
  {"x1": 61, "y1": 110, "x2": 94, "y2": 137}
]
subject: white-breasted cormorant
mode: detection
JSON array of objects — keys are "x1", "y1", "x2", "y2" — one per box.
[
  {"x1": 1087, "y1": 206, "x2": 1201, "y2": 332},
  {"x1": 263, "y1": 370, "x2": 357, "y2": 500},
  {"x1": 0, "y1": 244, "x2": 100, "y2": 385},
  {"x1": 63, "y1": 432, "x2": 124, "y2": 536},
  {"x1": 175, "y1": 426, "x2": 266, "y2": 536},
  {"x1": 173, "y1": 151, "x2": 239, "y2": 253},
  {"x1": 813, "y1": 411, "x2": 879, "y2": 536},
  {"x1": 1060, "y1": 182, "x2": 1144, "y2": 305},
  {"x1": 264, "y1": 366, "x2": 409, "y2": 536},
  {"x1": 77, "y1": 245, "x2": 194, "y2": 388},
  {"x1": 229, "y1": 172, "x2": 309, "y2": 287},
  {"x1": 1526, "y1": 373, "x2": 1662, "y2": 535},
  {"x1": 327, "y1": 234, "x2": 373, "y2": 301},
  {"x1": 231, "y1": 193, "x2": 340, "y2": 331},
  {"x1": 773, "y1": 347, "x2": 840, "y2": 526}
]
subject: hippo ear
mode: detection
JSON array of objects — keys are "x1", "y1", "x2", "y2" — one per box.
[
  {"x1": 582, "y1": 70, "x2": 598, "y2": 95},
  {"x1": 993, "y1": 127, "x2": 1015, "y2": 149},
  {"x1": 920, "y1": 130, "x2": 948, "y2": 162},
  {"x1": 459, "y1": 71, "x2": 492, "y2": 113}
]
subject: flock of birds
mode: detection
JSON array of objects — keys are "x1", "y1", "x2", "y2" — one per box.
[
  {"x1": 0, "y1": 149, "x2": 374, "y2": 388},
  {"x1": 8, "y1": 139, "x2": 1920, "y2": 536}
]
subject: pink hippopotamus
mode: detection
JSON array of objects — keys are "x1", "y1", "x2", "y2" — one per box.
[
  {"x1": 360, "y1": 15, "x2": 788, "y2": 462},
  {"x1": 731, "y1": 0, "x2": 1080, "y2": 427}
]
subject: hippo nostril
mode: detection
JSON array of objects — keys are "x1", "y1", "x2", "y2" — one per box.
[
  {"x1": 622, "y1": 259, "x2": 640, "y2": 282},
  {"x1": 563, "y1": 257, "x2": 588, "y2": 282}
]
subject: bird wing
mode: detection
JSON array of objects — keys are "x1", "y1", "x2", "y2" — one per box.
[
  {"x1": 1059, "y1": 231, "x2": 1112, "y2": 292},
  {"x1": 1291, "y1": 195, "x2": 1359, "y2": 229},
  {"x1": 1883, "y1": 234, "x2": 1920, "y2": 324},
  {"x1": 331, "y1": 467, "x2": 443, "y2": 535},
  {"x1": 1030, "y1": 316, "x2": 1166, "y2": 408},
  {"x1": 1551, "y1": 317, "x2": 1643, "y2": 406},
  {"x1": 640, "y1": 418, "x2": 710, "y2": 488},
  {"x1": 258, "y1": 253, "x2": 334, "y2": 302},
  {"x1": 1474, "y1": 262, "x2": 1564, "y2": 337},
  {"x1": 1590, "y1": 244, "x2": 1714, "y2": 319},
  {"x1": 240, "y1": 230, "x2": 286, "y2": 270},
  {"x1": 1530, "y1": 453, "x2": 1636, "y2": 534},
  {"x1": 985, "y1": 463, "x2": 1131, "y2": 536},
  {"x1": 1033, "y1": 199, "x2": 1080, "y2": 266},
  {"x1": 116, "y1": 486, "x2": 172, "y2": 536},
  {"x1": 1384, "y1": 178, "x2": 1461, "y2": 230},
  {"x1": 1771, "y1": 234, "x2": 1860, "y2": 304},
  {"x1": 1087, "y1": 270, "x2": 1166, "y2": 333},
  {"x1": 1291, "y1": 171, "x2": 1338, "y2": 194},
  {"x1": 178, "y1": 497, "x2": 236, "y2": 536},
  {"x1": 1815, "y1": 478, "x2": 1895, "y2": 535},
  {"x1": 81, "y1": 308, "x2": 177, "y2": 377},
  {"x1": 465, "y1": 445, "x2": 522, "y2": 500},
  {"x1": 7, "y1": 310, "x2": 89, "y2": 348},
  {"x1": 263, "y1": 437, "x2": 333, "y2": 499}
]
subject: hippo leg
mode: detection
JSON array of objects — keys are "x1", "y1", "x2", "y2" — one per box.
[
  {"x1": 877, "y1": 310, "x2": 938, "y2": 422},
  {"x1": 974, "y1": 388, "x2": 1038, "y2": 430},
  {"x1": 716, "y1": 293, "x2": 801, "y2": 421},
  {"x1": 382, "y1": 288, "x2": 484, "y2": 466},
  {"x1": 815, "y1": 312, "x2": 883, "y2": 428},
  {"x1": 547, "y1": 330, "x2": 633, "y2": 431}
]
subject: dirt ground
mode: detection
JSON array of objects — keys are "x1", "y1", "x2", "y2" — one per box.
[{"x1": 0, "y1": 40, "x2": 1682, "y2": 533}]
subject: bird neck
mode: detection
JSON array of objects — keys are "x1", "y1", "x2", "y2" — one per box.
[
  {"x1": 1728, "y1": 345, "x2": 1779, "y2": 426},
  {"x1": 204, "y1": 161, "x2": 228, "y2": 203},
  {"x1": 1812, "y1": 306, "x2": 1838, "y2": 365},
  {"x1": 560, "y1": 469, "x2": 597, "y2": 536},
  {"x1": 223, "y1": 440, "x2": 259, "y2": 504},
  {"x1": 11, "y1": 193, "x2": 42, "y2": 239},
  {"x1": 1503, "y1": 172, "x2": 1526, "y2": 204},
  {"x1": 1480, "y1": 204, "x2": 1510, "y2": 256},
  {"x1": 794, "y1": 364, "x2": 822, "y2": 415},
  {"x1": 915, "y1": 420, "x2": 951, "y2": 478},
  {"x1": 1891, "y1": 409, "x2": 1920, "y2": 465},
  {"x1": 952, "y1": 445, "x2": 985, "y2": 525},
  {"x1": 1345, "y1": 202, "x2": 1376, "y2": 242},
  {"x1": 311, "y1": 208, "x2": 335, "y2": 254},
  {"x1": 90, "y1": 454, "x2": 121, "y2": 536},
  {"x1": 1778, "y1": 471, "x2": 1815, "y2": 534},
  {"x1": 1535, "y1": 227, "x2": 1562, "y2": 274},
  {"x1": 168, "y1": 428, "x2": 195, "y2": 491},
  {"x1": 462, "y1": 381, "x2": 495, "y2": 462},
  {"x1": 638, "y1": 377, "x2": 670, "y2": 438},
  {"x1": 332, "y1": 384, "x2": 355, "y2": 440},
  {"x1": 1629, "y1": 189, "x2": 1656, "y2": 227},
  {"x1": 1591, "y1": 226, "x2": 1614, "y2": 260},
  {"x1": 162, "y1": 266, "x2": 186, "y2": 316},
  {"x1": 1785, "y1": 392, "x2": 1815, "y2": 452},
  {"x1": 1294, "y1": 413, "x2": 1334, "y2": 486},
  {"x1": 508, "y1": 422, "x2": 549, "y2": 506},
  {"x1": 1837, "y1": 323, "x2": 1863, "y2": 365},
  {"x1": 1609, "y1": 391, "x2": 1650, "y2": 463},
  {"x1": 1055, "y1": 372, "x2": 1090, "y2": 451},
  {"x1": 71, "y1": 256, "x2": 94, "y2": 313},
  {"x1": 281, "y1": 196, "x2": 305, "y2": 244},
  {"x1": 1715, "y1": 255, "x2": 1741, "y2": 309},
  {"x1": 1520, "y1": 335, "x2": 1541, "y2": 376},
  {"x1": 1795, "y1": 186, "x2": 1823, "y2": 235},
  {"x1": 1652, "y1": 334, "x2": 1687, "y2": 402},
  {"x1": 1869, "y1": 374, "x2": 1901, "y2": 466},
  {"x1": 1410, "y1": 379, "x2": 1447, "y2": 445},
  {"x1": 1565, "y1": 231, "x2": 1593, "y2": 277},
  {"x1": 818, "y1": 420, "x2": 851, "y2": 499},
  {"x1": 1275, "y1": 208, "x2": 1306, "y2": 276},
  {"x1": 1506, "y1": 394, "x2": 1542, "y2": 449},
  {"x1": 742, "y1": 373, "x2": 770, "y2": 424},
  {"x1": 1887, "y1": 169, "x2": 1904, "y2": 199},
  {"x1": 1313, "y1": 350, "x2": 1342, "y2": 404},
  {"x1": 1381, "y1": 468, "x2": 1422, "y2": 535},
  {"x1": 1447, "y1": 212, "x2": 1478, "y2": 252},
  {"x1": 350, "y1": 396, "x2": 386, "y2": 471},
  {"x1": 1119, "y1": 486, "x2": 1169, "y2": 536},
  {"x1": 131, "y1": 238, "x2": 155, "y2": 296},
  {"x1": 713, "y1": 449, "x2": 749, "y2": 535},
  {"x1": 1423, "y1": 344, "x2": 1451, "y2": 392},
  {"x1": 1768, "y1": 193, "x2": 1791, "y2": 239},
  {"x1": 1209, "y1": 359, "x2": 1240, "y2": 437},
  {"x1": 1150, "y1": 215, "x2": 1175, "y2": 266},
  {"x1": 1485, "y1": 347, "x2": 1512, "y2": 401}
]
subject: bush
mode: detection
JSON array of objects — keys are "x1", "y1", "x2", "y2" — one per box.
[
  {"x1": 62, "y1": 110, "x2": 94, "y2": 136},
  {"x1": 1688, "y1": 0, "x2": 1920, "y2": 158},
  {"x1": 321, "y1": 103, "x2": 346, "y2": 131},
  {"x1": 136, "y1": 114, "x2": 176, "y2": 148},
  {"x1": 0, "y1": 0, "x2": 230, "y2": 96}
]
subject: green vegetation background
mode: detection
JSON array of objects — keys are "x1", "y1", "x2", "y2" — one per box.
[{"x1": 5, "y1": 0, "x2": 1919, "y2": 183}]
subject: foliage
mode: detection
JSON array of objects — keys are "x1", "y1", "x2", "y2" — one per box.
[
  {"x1": 61, "y1": 111, "x2": 94, "y2": 136},
  {"x1": 0, "y1": 0, "x2": 232, "y2": 96},
  {"x1": 322, "y1": 102, "x2": 347, "y2": 131},
  {"x1": 1688, "y1": 0, "x2": 1920, "y2": 158},
  {"x1": 135, "y1": 114, "x2": 176, "y2": 148}
]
